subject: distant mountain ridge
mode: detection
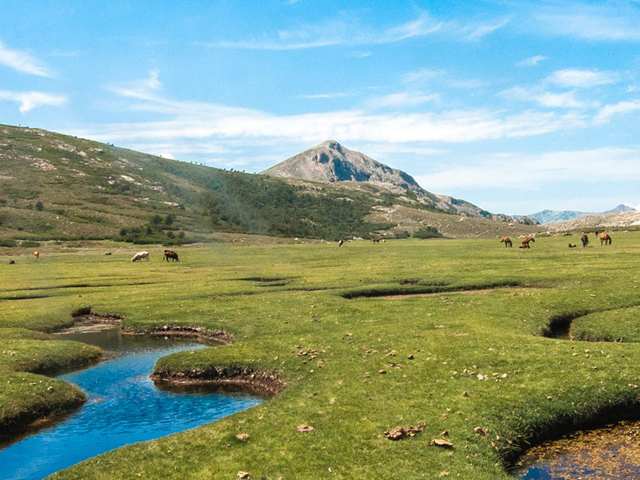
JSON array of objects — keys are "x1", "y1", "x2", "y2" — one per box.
[
  {"x1": 528, "y1": 204, "x2": 638, "y2": 224},
  {"x1": 262, "y1": 140, "x2": 537, "y2": 225}
]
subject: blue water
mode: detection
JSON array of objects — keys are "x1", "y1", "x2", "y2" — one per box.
[{"x1": 0, "y1": 328, "x2": 263, "y2": 480}]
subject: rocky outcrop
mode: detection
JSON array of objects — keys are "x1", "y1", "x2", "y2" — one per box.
[{"x1": 262, "y1": 140, "x2": 536, "y2": 225}]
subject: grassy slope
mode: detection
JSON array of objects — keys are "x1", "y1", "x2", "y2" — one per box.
[
  {"x1": 0, "y1": 124, "x2": 543, "y2": 241},
  {"x1": 1, "y1": 234, "x2": 639, "y2": 479}
]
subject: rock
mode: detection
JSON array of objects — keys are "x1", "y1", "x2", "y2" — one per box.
[
  {"x1": 237, "y1": 472, "x2": 250, "y2": 479},
  {"x1": 429, "y1": 439, "x2": 454, "y2": 448},
  {"x1": 474, "y1": 427, "x2": 487, "y2": 436},
  {"x1": 236, "y1": 433, "x2": 250, "y2": 441},
  {"x1": 384, "y1": 422, "x2": 426, "y2": 441},
  {"x1": 378, "y1": 369, "x2": 387, "y2": 374},
  {"x1": 297, "y1": 424, "x2": 314, "y2": 433}
]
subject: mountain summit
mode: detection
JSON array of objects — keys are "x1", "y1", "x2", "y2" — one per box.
[{"x1": 262, "y1": 140, "x2": 536, "y2": 224}]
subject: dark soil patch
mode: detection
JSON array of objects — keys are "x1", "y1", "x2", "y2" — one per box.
[
  {"x1": 152, "y1": 366, "x2": 284, "y2": 397},
  {"x1": 121, "y1": 325, "x2": 233, "y2": 345},
  {"x1": 238, "y1": 277, "x2": 293, "y2": 282},
  {"x1": 342, "y1": 281, "x2": 526, "y2": 299},
  {"x1": 1, "y1": 295, "x2": 52, "y2": 301},
  {"x1": 399, "y1": 279, "x2": 450, "y2": 286}
]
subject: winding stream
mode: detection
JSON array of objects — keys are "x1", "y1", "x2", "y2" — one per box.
[{"x1": 0, "y1": 327, "x2": 263, "y2": 480}]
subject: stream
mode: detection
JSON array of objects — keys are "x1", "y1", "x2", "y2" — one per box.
[{"x1": 0, "y1": 327, "x2": 263, "y2": 480}]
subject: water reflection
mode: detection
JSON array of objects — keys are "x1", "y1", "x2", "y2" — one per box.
[
  {"x1": 512, "y1": 420, "x2": 640, "y2": 479},
  {"x1": 0, "y1": 328, "x2": 263, "y2": 480}
]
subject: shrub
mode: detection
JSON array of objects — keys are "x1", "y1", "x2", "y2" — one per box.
[
  {"x1": 0, "y1": 239, "x2": 18, "y2": 247},
  {"x1": 413, "y1": 227, "x2": 443, "y2": 239}
]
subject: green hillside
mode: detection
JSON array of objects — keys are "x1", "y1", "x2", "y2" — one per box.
[{"x1": 0, "y1": 124, "x2": 542, "y2": 243}]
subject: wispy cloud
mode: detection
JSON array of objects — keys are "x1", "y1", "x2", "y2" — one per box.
[
  {"x1": 416, "y1": 147, "x2": 640, "y2": 191},
  {"x1": 595, "y1": 99, "x2": 640, "y2": 123},
  {"x1": 107, "y1": 69, "x2": 162, "y2": 100},
  {"x1": 0, "y1": 40, "x2": 52, "y2": 77},
  {"x1": 0, "y1": 90, "x2": 66, "y2": 112},
  {"x1": 401, "y1": 68, "x2": 446, "y2": 85},
  {"x1": 534, "y1": 4, "x2": 640, "y2": 41},
  {"x1": 365, "y1": 92, "x2": 440, "y2": 110},
  {"x1": 299, "y1": 92, "x2": 353, "y2": 100},
  {"x1": 209, "y1": 11, "x2": 507, "y2": 50},
  {"x1": 516, "y1": 55, "x2": 547, "y2": 67},
  {"x1": 546, "y1": 69, "x2": 620, "y2": 88},
  {"x1": 500, "y1": 86, "x2": 593, "y2": 109}
]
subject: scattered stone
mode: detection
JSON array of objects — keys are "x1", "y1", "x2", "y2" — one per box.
[
  {"x1": 474, "y1": 427, "x2": 487, "y2": 436},
  {"x1": 378, "y1": 369, "x2": 387, "y2": 374},
  {"x1": 237, "y1": 472, "x2": 250, "y2": 479},
  {"x1": 462, "y1": 391, "x2": 469, "y2": 397},
  {"x1": 429, "y1": 439, "x2": 454, "y2": 448},
  {"x1": 236, "y1": 433, "x2": 250, "y2": 441},
  {"x1": 297, "y1": 424, "x2": 314, "y2": 433},
  {"x1": 407, "y1": 354, "x2": 414, "y2": 360},
  {"x1": 384, "y1": 422, "x2": 426, "y2": 440},
  {"x1": 547, "y1": 396, "x2": 553, "y2": 401}
]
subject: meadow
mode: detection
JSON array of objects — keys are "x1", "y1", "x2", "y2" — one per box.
[{"x1": 1, "y1": 233, "x2": 640, "y2": 479}]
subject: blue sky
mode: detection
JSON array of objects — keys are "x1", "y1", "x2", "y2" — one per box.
[{"x1": 2, "y1": 0, "x2": 640, "y2": 215}]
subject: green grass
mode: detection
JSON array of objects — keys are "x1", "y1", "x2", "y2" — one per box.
[{"x1": 1, "y1": 234, "x2": 640, "y2": 479}]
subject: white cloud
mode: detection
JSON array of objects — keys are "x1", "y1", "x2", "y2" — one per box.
[
  {"x1": 107, "y1": 69, "x2": 162, "y2": 100},
  {"x1": 365, "y1": 92, "x2": 440, "y2": 110},
  {"x1": 516, "y1": 55, "x2": 547, "y2": 67},
  {"x1": 299, "y1": 92, "x2": 353, "y2": 100},
  {"x1": 535, "y1": 4, "x2": 640, "y2": 42},
  {"x1": 0, "y1": 90, "x2": 66, "y2": 112},
  {"x1": 460, "y1": 17, "x2": 511, "y2": 42},
  {"x1": 0, "y1": 40, "x2": 52, "y2": 77},
  {"x1": 401, "y1": 68, "x2": 446, "y2": 85},
  {"x1": 416, "y1": 147, "x2": 640, "y2": 191},
  {"x1": 595, "y1": 99, "x2": 640, "y2": 123},
  {"x1": 211, "y1": 11, "x2": 507, "y2": 50},
  {"x1": 500, "y1": 86, "x2": 593, "y2": 109},
  {"x1": 546, "y1": 69, "x2": 619, "y2": 88}
]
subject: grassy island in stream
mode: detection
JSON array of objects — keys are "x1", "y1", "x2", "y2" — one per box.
[{"x1": 1, "y1": 234, "x2": 640, "y2": 479}]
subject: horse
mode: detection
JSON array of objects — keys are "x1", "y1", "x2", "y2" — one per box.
[
  {"x1": 580, "y1": 234, "x2": 589, "y2": 248},
  {"x1": 500, "y1": 237, "x2": 512, "y2": 247},
  {"x1": 131, "y1": 251, "x2": 150, "y2": 262},
  {"x1": 520, "y1": 237, "x2": 535, "y2": 248},
  {"x1": 33, "y1": 251, "x2": 40, "y2": 260},
  {"x1": 164, "y1": 250, "x2": 179, "y2": 262},
  {"x1": 599, "y1": 233, "x2": 612, "y2": 245},
  {"x1": 372, "y1": 238, "x2": 382, "y2": 244},
  {"x1": 338, "y1": 239, "x2": 344, "y2": 247}
]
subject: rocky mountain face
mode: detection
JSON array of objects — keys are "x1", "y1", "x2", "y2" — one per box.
[
  {"x1": 262, "y1": 140, "x2": 537, "y2": 224},
  {"x1": 547, "y1": 211, "x2": 640, "y2": 231},
  {"x1": 528, "y1": 204, "x2": 637, "y2": 224}
]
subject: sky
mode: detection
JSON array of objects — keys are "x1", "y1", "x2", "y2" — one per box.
[{"x1": 2, "y1": 0, "x2": 640, "y2": 215}]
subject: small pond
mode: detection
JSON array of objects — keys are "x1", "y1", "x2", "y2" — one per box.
[
  {"x1": 0, "y1": 327, "x2": 263, "y2": 480},
  {"x1": 511, "y1": 420, "x2": 640, "y2": 479}
]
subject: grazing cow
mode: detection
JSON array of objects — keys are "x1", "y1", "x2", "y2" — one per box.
[
  {"x1": 500, "y1": 237, "x2": 513, "y2": 247},
  {"x1": 131, "y1": 251, "x2": 150, "y2": 262},
  {"x1": 164, "y1": 250, "x2": 179, "y2": 262},
  {"x1": 520, "y1": 237, "x2": 535, "y2": 249},
  {"x1": 599, "y1": 233, "x2": 612, "y2": 245},
  {"x1": 372, "y1": 238, "x2": 382, "y2": 244},
  {"x1": 581, "y1": 234, "x2": 589, "y2": 248},
  {"x1": 338, "y1": 239, "x2": 344, "y2": 247},
  {"x1": 568, "y1": 244, "x2": 577, "y2": 248},
  {"x1": 33, "y1": 251, "x2": 40, "y2": 260},
  {"x1": 9, "y1": 260, "x2": 15, "y2": 265}
]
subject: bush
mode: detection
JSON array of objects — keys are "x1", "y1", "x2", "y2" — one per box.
[
  {"x1": 20, "y1": 241, "x2": 41, "y2": 248},
  {"x1": 0, "y1": 239, "x2": 18, "y2": 247},
  {"x1": 413, "y1": 227, "x2": 443, "y2": 239}
]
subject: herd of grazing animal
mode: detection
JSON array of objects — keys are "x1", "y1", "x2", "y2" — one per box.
[
  {"x1": 499, "y1": 232, "x2": 613, "y2": 250},
  {"x1": 130, "y1": 250, "x2": 180, "y2": 262}
]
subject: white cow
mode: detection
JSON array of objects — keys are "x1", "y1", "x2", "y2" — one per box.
[{"x1": 131, "y1": 251, "x2": 150, "y2": 262}]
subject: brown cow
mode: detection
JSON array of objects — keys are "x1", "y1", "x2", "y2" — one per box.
[{"x1": 33, "y1": 251, "x2": 40, "y2": 260}]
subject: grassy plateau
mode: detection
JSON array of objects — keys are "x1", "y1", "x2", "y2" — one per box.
[{"x1": 1, "y1": 232, "x2": 640, "y2": 479}]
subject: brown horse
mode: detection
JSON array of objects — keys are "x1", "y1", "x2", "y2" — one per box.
[
  {"x1": 164, "y1": 250, "x2": 179, "y2": 262},
  {"x1": 580, "y1": 234, "x2": 589, "y2": 248},
  {"x1": 33, "y1": 251, "x2": 40, "y2": 260},
  {"x1": 520, "y1": 237, "x2": 535, "y2": 248},
  {"x1": 372, "y1": 238, "x2": 382, "y2": 244},
  {"x1": 599, "y1": 233, "x2": 612, "y2": 245},
  {"x1": 500, "y1": 237, "x2": 513, "y2": 247}
]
